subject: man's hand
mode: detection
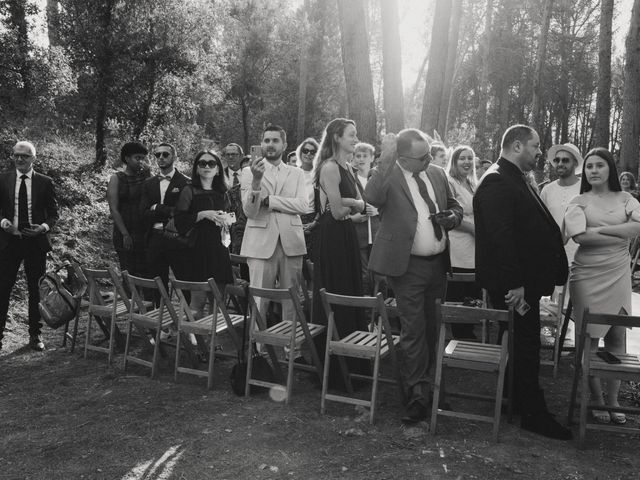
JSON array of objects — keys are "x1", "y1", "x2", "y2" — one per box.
[
  {"x1": 377, "y1": 133, "x2": 397, "y2": 174},
  {"x1": 434, "y1": 210, "x2": 457, "y2": 231},
  {"x1": 1, "y1": 221, "x2": 22, "y2": 237},
  {"x1": 20, "y1": 224, "x2": 46, "y2": 238},
  {"x1": 505, "y1": 287, "x2": 525, "y2": 308},
  {"x1": 250, "y1": 156, "x2": 265, "y2": 182}
]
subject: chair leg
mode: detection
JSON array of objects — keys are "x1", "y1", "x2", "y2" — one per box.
[
  {"x1": 320, "y1": 345, "x2": 332, "y2": 415},
  {"x1": 494, "y1": 357, "x2": 507, "y2": 442},
  {"x1": 370, "y1": 352, "x2": 382, "y2": 424},
  {"x1": 430, "y1": 363, "x2": 444, "y2": 435},
  {"x1": 207, "y1": 331, "x2": 216, "y2": 390},
  {"x1": 578, "y1": 363, "x2": 589, "y2": 449},
  {"x1": 84, "y1": 312, "x2": 93, "y2": 359},
  {"x1": 123, "y1": 320, "x2": 133, "y2": 372},
  {"x1": 174, "y1": 328, "x2": 182, "y2": 383},
  {"x1": 245, "y1": 341, "x2": 254, "y2": 398},
  {"x1": 70, "y1": 309, "x2": 80, "y2": 352},
  {"x1": 285, "y1": 344, "x2": 296, "y2": 405},
  {"x1": 151, "y1": 326, "x2": 162, "y2": 379},
  {"x1": 107, "y1": 313, "x2": 116, "y2": 366}
]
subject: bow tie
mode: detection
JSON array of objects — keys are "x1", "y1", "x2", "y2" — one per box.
[{"x1": 158, "y1": 175, "x2": 172, "y2": 181}]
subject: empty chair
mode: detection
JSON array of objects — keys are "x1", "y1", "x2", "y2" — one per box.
[
  {"x1": 122, "y1": 272, "x2": 177, "y2": 378},
  {"x1": 319, "y1": 289, "x2": 403, "y2": 424},
  {"x1": 172, "y1": 278, "x2": 245, "y2": 389},
  {"x1": 245, "y1": 285, "x2": 325, "y2": 404},
  {"x1": 430, "y1": 300, "x2": 514, "y2": 442},
  {"x1": 568, "y1": 309, "x2": 640, "y2": 448}
]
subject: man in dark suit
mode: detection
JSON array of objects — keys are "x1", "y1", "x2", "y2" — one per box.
[
  {"x1": 0, "y1": 141, "x2": 58, "y2": 351},
  {"x1": 474, "y1": 125, "x2": 571, "y2": 440},
  {"x1": 140, "y1": 143, "x2": 190, "y2": 289},
  {"x1": 366, "y1": 129, "x2": 463, "y2": 423}
]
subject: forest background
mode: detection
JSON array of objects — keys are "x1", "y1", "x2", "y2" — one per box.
[{"x1": 1, "y1": 0, "x2": 640, "y2": 259}]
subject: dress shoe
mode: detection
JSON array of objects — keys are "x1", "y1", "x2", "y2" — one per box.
[
  {"x1": 401, "y1": 400, "x2": 428, "y2": 424},
  {"x1": 29, "y1": 335, "x2": 44, "y2": 351},
  {"x1": 521, "y1": 412, "x2": 572, "y2": 440}
]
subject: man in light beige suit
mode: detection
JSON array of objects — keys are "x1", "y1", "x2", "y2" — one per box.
[{"x1": 240, "y1": 125, "x2": 308, "y2": 329}]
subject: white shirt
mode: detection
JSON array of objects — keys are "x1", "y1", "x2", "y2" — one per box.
[
  {"x1": 302, "y1": 169, "x2": 315, "y2": 214},
  {"x1": 0, "y1": 169, "x2": 49, "y2": 232},
  {"x1": 153, "y1": 168, "x2": 176, "y2": 229},
  {"x1": 398, "y1": 163, "x2": 446, "y2": 257},
  {"x1": 540, "y1": 179, "x2": 581, "y2": 263}
]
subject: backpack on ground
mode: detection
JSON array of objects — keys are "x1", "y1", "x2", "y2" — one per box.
[{"x1": 38, "y1": 263, "x2": 80, "y2": 329}]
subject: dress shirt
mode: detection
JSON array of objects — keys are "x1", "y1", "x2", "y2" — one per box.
[
  {"x1": 0, "y1": 169, "x2": 49, "y2": 232},
  {"x1": 397, "y1": 163, "x2": 446, "y2": 257},
  {"x1": 153, "y1": 168, "x2": 175, "y2": 229},
  {"x1": 302, "y1": 169, "x2": 315, "y2": 214}
]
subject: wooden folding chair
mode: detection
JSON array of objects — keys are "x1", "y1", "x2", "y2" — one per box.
[
  {"x1": 245, "y1": 285, "x2": 325, "y2": 404},
  {"x1": 567, "y1": 309, "x2": 640, "y2": 448},
  {"x1": 61, "y1": 260, "x2": 88, "y2": 351},
  {"x1": 430, "y1": 300, "x2": 514, "y2": 442},
  {"x1": 319, "y1": 289, "x2": 403, "y2": 424},
  {"x1": 122, "y1": 272, "x2": 178, "y2": 378},
  {"x1": 172, "y1": 279, "x2": 245, "y2": 389}
]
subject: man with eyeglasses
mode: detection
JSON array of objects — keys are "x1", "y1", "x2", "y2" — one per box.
[
  {"x1": 0, "y1": 141, "x2": 58, "y2": 351},
  {"x1": 366, "y1": 129, "x2": 462, "y2": 423},
  {"x1": 540, "y1": 143, "x2": 583, "y2": 265},
  {"x1": 140, "y1": 143, "x2": 190, "y2": 290},
  {"x1": 222, "y1": 143, "x2": 247, "y2": 258}
]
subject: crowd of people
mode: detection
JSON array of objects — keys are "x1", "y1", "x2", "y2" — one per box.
[{"x1": 2, "y1": 119, "x2": 639, "y2": 442}]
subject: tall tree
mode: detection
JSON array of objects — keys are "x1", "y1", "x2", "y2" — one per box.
[
  {"x1": 380, "y1": 0, "x2": 404, "y2": 132},
  {"x1": 475, "y1": 0, "x2": 493, "y2": 149},
  {"x1": 531, "y1": 0, "x2": 554, "y2": 134},
  {"x1": 439, "y1": 0, "x2": 463, "y2": 136},
  {"x1": 620, "y1": 0, "x2": 640, "y2": 174},
  {"x1": 296, "y1": 1, "x2": 312, "y2": 143},
  {"x1": 593, "y1": 0, "x2": 613, "y2": 148},
  {"x1": 46, "y1": 0, "x2": 61, "y2": 47},
  {"x1": 337, "y1": 0, "x2": 377, "y2": 144},
  {"x1": 1, "y1": 0, "x2": 35, "y2": 101},
  {"x1": 421, "y1": 0, "x2": 452, "y2": 135}
]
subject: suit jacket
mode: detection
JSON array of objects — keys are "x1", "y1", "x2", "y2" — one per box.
[
  {"x1": 240, "y1": 160, "x2": 307, "y2": 259},
  {"x1": 0, "y1": 170, "x2": 59, "y2": 252},
  {"x1": 365, "y1": 163, "x2": 462, "y2": 277},
  {"x1": 473, "y1": 157, "x2": 568, "y2": 296},
  {"x1": 140, "y1": 170, "x2": 190, "y2": 237}
]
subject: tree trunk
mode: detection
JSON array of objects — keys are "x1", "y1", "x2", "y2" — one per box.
[
  {"x1": 438, "y1": 0, "x2": 463, "y2": 136},
  {"x1": 476, "y1": 0, "x2": 493, "y2": 149},
  {"x1": 531, "y1": 0, "x2": 553, "y2": 133},
  {"x1": 46, "y1": 0, "x2": 61, "y2": 47},
  {"x1": 337, "y1": 0, "x2": 377, "y2": 144},
  {"x1": 304, "y1": 0, "x2": 328, "y2": 138},
  {"x1": 593, "y1": 0, "x2": 614, "y2": 148},
  {"x1": 241, "y1": 97, "x2": 250, "y2": 154},
  {"x1": 296, "y1": 0, "x2": 312, "y2": 143},
  {"x1": 421, "y1": 0, "x2": 452, "y2": 136},
  {"x1": 620, "y1": 0, "x2": 640, "y2": 174},
  {"x1": 380, "y1": 0, "x2": 404, "y2": 133},
  {"x1": 6, "y1": 0, "x2": 32, "y2": 101},
  {"x1": 133, "y1": 64, "x2": 156, "y2": 139}
]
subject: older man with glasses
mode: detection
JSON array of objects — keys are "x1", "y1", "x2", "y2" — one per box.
[
  {"x1": 222, "y1": 143, "x2": 247, "y2": 259},
  {"x1": 365, "y1": 129, "x2": 462, "y2": 423}
]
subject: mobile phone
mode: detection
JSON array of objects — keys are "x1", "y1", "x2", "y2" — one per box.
[
  {"x1": 250, "y1": 145, "x2": 261, "y2": 161},
  {"x1": 596, "y1": 351, "x2": 622, "y2": 364},
  {"x1": 432, "y1": 210, "x2": 452, "y2": 220},
  {"x1": 516, "y1": 300, "x2": 531, "y2": 316}
]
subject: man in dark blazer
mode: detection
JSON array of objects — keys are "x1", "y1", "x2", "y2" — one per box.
[
  {"x1": 474, "y1": 124, "x2": 571, "y2": 440},
  {"x1": 366, "y1": 129, "x2": 463, "y2": 423},
  {"x1": 0, "y1": 141, "x2": 58, "y2": 351},
  {"x1": 140, "y1": 143, "x2": 190, "y2": 289}
]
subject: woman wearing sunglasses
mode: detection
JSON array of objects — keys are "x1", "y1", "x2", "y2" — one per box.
[
  {"x1": 174, "y1": 151, "x2": 234, "y2": 318},
  {"x1": 296, "y1": 137, "x2": 320, "y2": 257}
]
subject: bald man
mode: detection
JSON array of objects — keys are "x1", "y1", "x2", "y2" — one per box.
[
  {"x1": 0, "y1": 141, "x2": 59, "y2": 351},
  {"x1": 366, "y1": 129, "x2": 462, "y2": 423}
]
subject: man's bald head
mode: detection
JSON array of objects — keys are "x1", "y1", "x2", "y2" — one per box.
[
  {"x1": 396, "y1": 128, "x2": 432, "y2": 173},
  {"x1": 13, "y1": 141, "x2": 36, "y2": 157}
]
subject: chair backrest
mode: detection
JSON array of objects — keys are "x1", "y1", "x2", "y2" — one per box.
[
  {"x1": 83, "y1": 267, "x2": 115, "y2": 308},
  {"x1": 68, "y1": 261, "x2": 88, "y2": 300},
  {"x1": 436, "y1": 300, "x2": 514, "y2": 346},
  {"x1": 446, "y1": 272, "x2": 476, "y2": 283},
  {"x1": 247, "y1": 285, "x2": 305, "y2": 332},
  {"x1": 171, "y1": 278, "x2": 216, "y2": 323},
  {"x1": 123, "y1": 271, "x2": 178, "y2": 321},
  {"x1": 579, "y1": 309, "x2": 640, "y2": 356},
  {"x1": 319, "y1": 289, "x2": 392, "y2": 343}
]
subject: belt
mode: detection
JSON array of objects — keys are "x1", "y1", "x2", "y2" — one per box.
[{"x1": 410, "y1": 252, "x2": 445, "y2": 261}]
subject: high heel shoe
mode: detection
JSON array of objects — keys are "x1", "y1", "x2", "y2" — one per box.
[{"x1": 610, "y1": 412, "x2": 627, "y2": 424}]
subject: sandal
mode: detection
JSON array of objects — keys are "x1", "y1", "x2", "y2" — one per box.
[
  {"x1": 591, "y1": 409, "x2": 611, "y2": 424},
  {"x1": 610, "y1": 412, "x2": 627, "y2": 424}
]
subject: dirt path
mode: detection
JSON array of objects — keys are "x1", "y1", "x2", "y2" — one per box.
[{"x1": 1, "y1": 314, "x2": 640, "y2": 480}]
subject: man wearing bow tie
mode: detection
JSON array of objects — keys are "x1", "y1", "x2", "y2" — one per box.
[
  {"x1": 140, "y1": 143, "x2": 190, "y2": 289},
  {"x1": 240, "y1": 125, "x2": 307, "y2": 328},
  {"x1": 0, "y1": 141, "x2": 58, "y2": 351}
]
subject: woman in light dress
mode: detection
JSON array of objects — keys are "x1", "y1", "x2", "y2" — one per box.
[{"x1": 564, "y1": 147, "x2": 640, "y2": 424}]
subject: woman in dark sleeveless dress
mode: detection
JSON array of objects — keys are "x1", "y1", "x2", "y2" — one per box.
[
  {"x1": 107, "y1": 142, "x2": 151, "y2": 276},
  {"x1": 174, "y1": 151, "x2": 234, "y2": 318},
  {"x1": 312, "y1": 118, "x2": 370, "y2": 389}
]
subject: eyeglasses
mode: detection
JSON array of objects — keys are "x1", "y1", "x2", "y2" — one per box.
[
  {"x1": 154, "y1": 152, "x2": 171, "y2": 159},
  {"x1": 13, "y1": 153, "x2": 33, "y2": 160},
  {"x1": 552, "y1": 157, "x2": 573, "y2": 164},
  {"x1": 301, "y1": 148, "x2": 317, "y2": 155},
  {"x1": 197, "y1": 160, "x2": 217, "y2": 168}
]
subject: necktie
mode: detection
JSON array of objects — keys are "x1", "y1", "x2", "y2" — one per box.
[
  {"x1": 233, "y1": 171, "x2": 239, "y2": 187},
  {"x1": 412, "y1": 172, "x2": 442, "y2": 241},
  {"x1": 18, "y1": 174, "x2": 29, "y2": 229}
]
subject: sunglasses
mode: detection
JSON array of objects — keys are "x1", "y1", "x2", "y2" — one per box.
[
  {"x1": 197, "y1": 160, "x2": 217, "y2": 168},
  {"x1": 301, "y1": 148, "x2": 317, "y2": 155},
  {"x1": 552, "y1": 157, "x2": 573, "y2": 164},
  {"x1": 403, "y1": 152, "x2": 431, "y2": 162},
  {"x1": 154, "y1": 152, "x2": 171, "y2": 159}
]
